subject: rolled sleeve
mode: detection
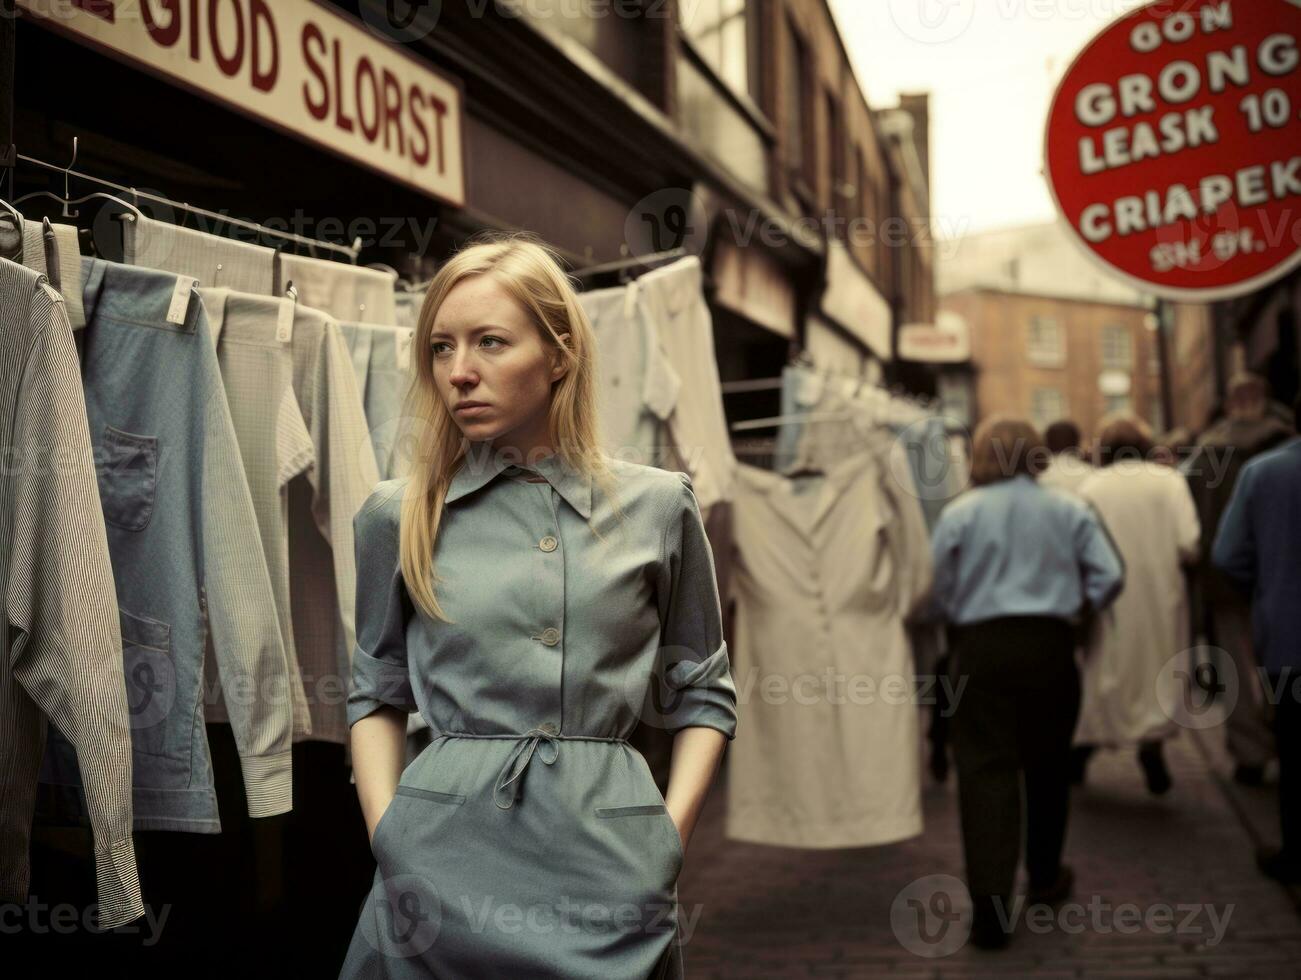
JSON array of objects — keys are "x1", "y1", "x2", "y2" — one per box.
[
  {"x1": 654, "y1": 471, "x2": 738, "y2": 739},
  {"x1": 346, "y1": 485, "x2": 418, "y2": 727}
]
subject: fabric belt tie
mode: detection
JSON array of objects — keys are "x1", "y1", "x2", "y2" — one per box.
[{"x1": 493, "y1": 727, "x2": 560, "y2": 810}]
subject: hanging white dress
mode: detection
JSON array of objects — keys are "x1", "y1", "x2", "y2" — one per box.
[{"x1": 727, "y1": 442, "x2": 932, "y2": 848}]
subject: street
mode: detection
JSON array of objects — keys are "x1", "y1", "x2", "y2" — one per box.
[{"x1": 680, "y1": 727, "x2": 1301, "y2": 978}]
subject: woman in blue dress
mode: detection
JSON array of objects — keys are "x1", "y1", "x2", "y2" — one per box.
[{"x1": 339, "y1": 233, "x2": 738, "y2": 979}]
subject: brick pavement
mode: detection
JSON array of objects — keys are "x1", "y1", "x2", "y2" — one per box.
[{"x1": 677, "y1": 729, "x2": 1301, "y2": 978}]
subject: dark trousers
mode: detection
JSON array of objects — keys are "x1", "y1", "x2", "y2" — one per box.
[
  {"x1": 1272, "y1": 671, "x2": 1300, "y2": 862},
  {"x1": 950, "y1": 616, "x2": 1081, "y2": 908}
]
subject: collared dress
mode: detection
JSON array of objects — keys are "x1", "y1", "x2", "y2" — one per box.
[{"x1": 339, "y1": 449, "x2": 738, "y2": 979}]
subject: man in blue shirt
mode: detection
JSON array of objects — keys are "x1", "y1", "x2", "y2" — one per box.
[{"x1": 1213, "y1": 392, "x2": 1301, "y2": 885}]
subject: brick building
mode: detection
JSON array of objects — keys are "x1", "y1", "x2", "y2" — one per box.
[{"x1": 938, "y1": 222, "x2": 1169, "y2": 443}]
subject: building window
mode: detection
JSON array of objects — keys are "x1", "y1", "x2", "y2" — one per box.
[
  {"x1": 1027, "y1": 315, "x2": 1065, "y2": 367},
  {"x1": 1103, "y1": 393, "x2": 1132, "y2": 416},
  {"x1": 1031, "y1": 387, "x2": 1066, "y2": 430},
  {"x1": 681, "y1": 0, "x2": 753, "y2": 98},
  {"x1": 938, "y1": 373, "x2": 973, "y2": 427},
  {"x1": 782, "y1": 18, "x2": 814, "y2": 190},
  {"x1": 1101, "y1": 324, "x2": 1133, "y2": 370}
]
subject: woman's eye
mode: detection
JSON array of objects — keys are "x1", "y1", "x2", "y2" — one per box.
[{"x1": 430, "y1": 336, "x2": 503, "y2": 356}]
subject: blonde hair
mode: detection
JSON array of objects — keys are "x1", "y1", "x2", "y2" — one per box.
[{"x1": 395, "y1": 232, "x2": 619, "y2": 622}]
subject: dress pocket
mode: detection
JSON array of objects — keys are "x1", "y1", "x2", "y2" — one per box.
[
  {"x1": 394, "y1": 786, "x2": 466, "y2": 806},
  {"x1": 371, "y1": 784, "x2": 465, "y2": 862},
  {"x1": 595, "y1": 803, "x2": 685, "y2": 874},
  {"x1": 98, "y1": 424, "x2": 159, "y2": 531},
  {"x1": 119, "y1": 606, "x2": 174, "y2": 757}
]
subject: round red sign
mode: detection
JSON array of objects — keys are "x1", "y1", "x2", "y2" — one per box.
[{"x1": 1045, "y1": 0, "x2": 1301, "y2": 301}]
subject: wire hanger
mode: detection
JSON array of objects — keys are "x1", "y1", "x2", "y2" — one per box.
[
  {"x1": 0, "y1": 196, "x2": 21, "y2": 262},
  {"x1": 16, "y1": 145, "x2": 361, "y2": 261},
  {"x1": 15, "y1": 139, "x2": 145, "y2": 224},
  {"x1": 569, "y1": 246, "x2": 686, "y2": 283}
]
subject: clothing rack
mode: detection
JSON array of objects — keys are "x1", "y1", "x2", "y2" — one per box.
[
  {"x1": 16, "y1": 151, "x2": 363, "y2": 262},
  {"x1": 727, "y1": 359, "x2": 938, "y2": 433},
  {"x1": 731, "y1": 410, "x2": 855, "y2": 432},
  {"x1": 569, "y1": 246, "x2": 686, "y2": 282},
  {"x1": 724, "y1": 361, "x2": 939, "y2": 413}
]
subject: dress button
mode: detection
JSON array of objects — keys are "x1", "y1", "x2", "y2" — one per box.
[
  {"x1": 539, "y1": 627, "x2": 561, "y2": 646},
  {"x1": 539, "y1": 535, "x2": 558, "y2": 552}
]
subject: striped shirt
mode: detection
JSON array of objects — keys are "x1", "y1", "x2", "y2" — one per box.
[{"x1": 0, "y1": 258, "x2": 143, "y2": 927}]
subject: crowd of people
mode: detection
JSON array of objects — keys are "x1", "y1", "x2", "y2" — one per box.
[{"x1": 924, "y1": 374, "x2": 1301, "y2": 950}]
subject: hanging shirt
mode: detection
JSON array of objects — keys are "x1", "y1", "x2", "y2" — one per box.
[
  {"x1": 21, "y1": 218, "x2": 85, "y2": 328},
  {"x1": 275, "y1": 252, "x2": 398, "y2": 325},
  {"x1": 285, "y1": 306, "x2": 381, "y2": 744},
  {"x1": 338, "y1": 320, "x2": 414, "y2": 481},
  {"x1": 577, "y1": 281, "x2": 680, "y2": 469},
  {"x1": 929, "y1": 475, "x2": 1124, "y2": 626},
  {"x1": 0, "y1": 259, "x2": 142, "y2": 928},
  {"x1": 35, "y1": 260, "x2": 295, "y2": 857},
  {"x1": 199, "y1": 288, "x2": 317, "y2": 737},
  {"x1": 727, "y1": 444, "x2": 932, "y2": 849},
  {"x1": 123, "y1": 214, "x2": 275, "y2": 295},
  {"x1": 341, "y1": 449, "x2": 736, "y2": 978},
  {"x1": 636, "y1": 257, "x2": 737, "y2": 514}
]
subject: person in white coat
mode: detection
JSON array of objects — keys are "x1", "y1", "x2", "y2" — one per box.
[{"x1": 1072, "y1": 415, "x2": 1201, "y2": 793}]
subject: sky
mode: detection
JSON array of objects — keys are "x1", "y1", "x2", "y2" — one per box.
[{"x1": 827, "y1": 0, "x2": 1150, "y2": 240}]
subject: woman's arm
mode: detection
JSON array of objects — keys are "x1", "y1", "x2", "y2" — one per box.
[
  {"x1": 664, "y1": 727, "x2": 728, "y2": 850},
  {"x1": 351, "y1": 705, "x2": 409, "y2": 842},
  {"x1": 346, "y1": 485, "x2": 419, "y2": 841},
  {"x1": 653, "y1": 473, "x2": 738, "y2": 851}
]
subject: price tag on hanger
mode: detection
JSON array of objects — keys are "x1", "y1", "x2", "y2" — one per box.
[
  {"x1": 166, "y1": 276, "x2": 198, "y2": 325},
  {"x1": 275, "y1": 300, "x2": 295, "y2": 343},
  {"x1": 397, "y1": 329, "x2": 414, "y2": 372}
]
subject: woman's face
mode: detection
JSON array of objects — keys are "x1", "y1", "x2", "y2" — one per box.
[{"x1": 429, "y1": 274, "x2": 569, "y2": 455}]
